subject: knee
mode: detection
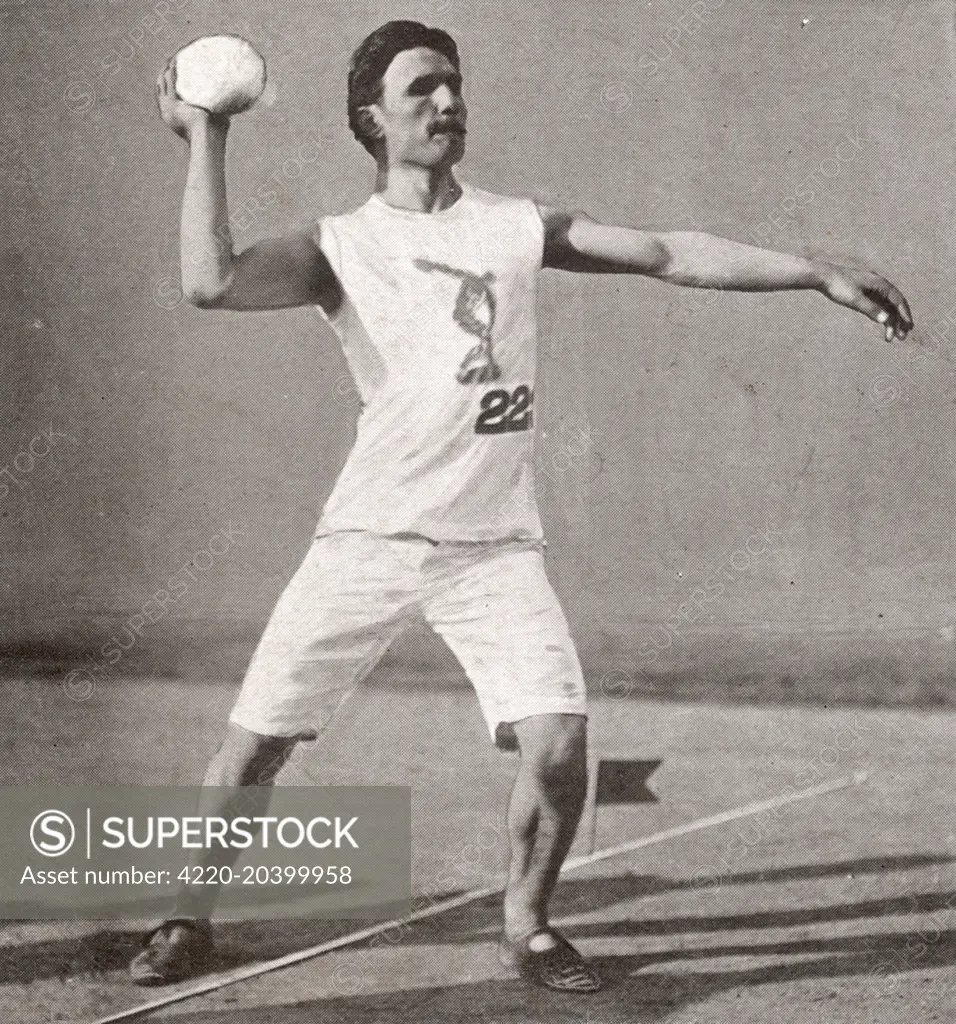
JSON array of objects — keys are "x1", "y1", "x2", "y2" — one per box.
[
  {"x1": 214, "y1": 724, "x2": 298, "y2": 785},
  {"x1": 519, "y1": 716, "x2": 587, "y2": 793}
]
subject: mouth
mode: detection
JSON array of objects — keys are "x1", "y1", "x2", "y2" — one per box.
[{"x1": 429, "y1": 123, "x2": 466, "y2": 137}]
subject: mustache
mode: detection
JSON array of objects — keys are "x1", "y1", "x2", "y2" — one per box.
[{"x1": 428, "y1": 120, "x2": 466, "y2": 136}]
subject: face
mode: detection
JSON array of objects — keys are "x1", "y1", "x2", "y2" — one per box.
[{"x1": 367, "y1": 47, "x2": 467, "y2": 169}]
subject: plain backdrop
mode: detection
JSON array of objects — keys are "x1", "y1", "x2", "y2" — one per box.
[{"x1": 2, "y1": 0, "x2": 954, "y2": 700}]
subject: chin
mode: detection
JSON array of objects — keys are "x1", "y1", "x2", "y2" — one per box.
[
  {"x1": 421, "y1": 148, "x2": 464, "y2": 171},
  {"x1": 441, "y1": 138, "x2": 465, "y2": 166}
]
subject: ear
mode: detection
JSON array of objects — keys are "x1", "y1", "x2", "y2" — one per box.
[{"x1": 357, "y1": 106, "x2": 383, "y2": 140}]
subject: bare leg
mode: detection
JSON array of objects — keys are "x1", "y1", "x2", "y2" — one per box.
[
  {"x1": 172, "y1": 722, "x2": 299, "y2": 920},
  {"x1": 503, "y1": 713, "x2": 587, "y2": 946}
]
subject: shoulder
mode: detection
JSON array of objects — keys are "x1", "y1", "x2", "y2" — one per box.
[
  {"x1": 464, "y1": 184, "x2": 516, "y2": 206},
  {"x1": 467, "y1": 192, "x2": 593, "y2": 242},
  {"x1": 310, "y1": 203, "x2": 378, "y2": 258},
  {"x1": 463, "y1": 188, "x2": 548, "y2": 249},
  {"x1": 533, "y1": 202, "x2": 593, "y2": 231},
  {"x1": 463, "y1": 185, "x2": 539, "y2": 217},
  {"x1": 314, "y1": 200, "x2": 375, "y2": 232}
]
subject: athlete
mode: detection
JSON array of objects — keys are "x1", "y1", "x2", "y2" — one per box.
[{"x1": 135, "y1": 20, "x2": 912, "y2": 991}]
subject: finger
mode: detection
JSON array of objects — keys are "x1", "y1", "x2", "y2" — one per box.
[
  {"x1": 877, "y1": 282, "x2": 913, "y2": 330},
  {"x1": 155, "y1": 71, "x2": 167, "y2": 115},
  {"x1": 881, "y1": 281, "x2": 913, "y2": 328},
  {"x1": 157, "y1": 63, "x2": 174, "y2": 98},
  {"x1": 875, "y1": 309, "x2": 901, "y2": 343},
  {"x1": 849, "y1": 290, "x2": 887, "y2": 326},
  {"x1": 868, "y1": 288, "x2": 909, "y2": 341},
  {"x1": 896, "y1": 290, "x2": 914, "y2": 329}
]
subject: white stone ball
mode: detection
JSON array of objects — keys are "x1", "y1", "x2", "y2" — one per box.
[{"x1": 174, "y1": 35, "x2": 266, "y2": 116}]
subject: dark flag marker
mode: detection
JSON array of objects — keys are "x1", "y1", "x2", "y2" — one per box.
[
  {"x1": 581, "y1": 757, "x2": 662, "y2": 854},
  {"x1": 595, "y1": 759, "x2": 661, "y2": 805}
]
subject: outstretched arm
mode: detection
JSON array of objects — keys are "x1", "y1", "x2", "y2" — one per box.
[
  {"x1": 156, "y1": 60, "x2": 341, "y2": 313},
  {"x1": 539, "y1": 206, "x2": 912, "y2": 342}
]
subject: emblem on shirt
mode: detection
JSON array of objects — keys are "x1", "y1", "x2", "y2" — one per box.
[{"x1": 414, "y1": 259, "x2": 501, "y2": 383}]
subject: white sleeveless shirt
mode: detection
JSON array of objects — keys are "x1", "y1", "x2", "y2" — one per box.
[{"x1": 315, "y1": 185, "x2": 545, "y2": 541}]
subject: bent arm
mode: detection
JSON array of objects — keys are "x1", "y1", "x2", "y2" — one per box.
[
  {"x1": 539, "y1": 206, "x2": 912, "y2": 341},
  {"x1": 157, "y1": 61, "x2": 340, "y2": 313},
  {"x1": 180, "y1": 120, "x2": 340, "y2": 312}
]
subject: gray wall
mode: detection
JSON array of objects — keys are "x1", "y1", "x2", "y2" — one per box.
[{"x1": 2, "y1": 0, "x2": 954, "y2": 702}]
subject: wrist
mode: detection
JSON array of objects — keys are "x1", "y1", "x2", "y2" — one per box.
[
  {"x1": 809, "y1": 259, "x2": 836, "y2": 293},
  {"x1": 187, "y1": 113, "x2": 229, "y2": 147}
]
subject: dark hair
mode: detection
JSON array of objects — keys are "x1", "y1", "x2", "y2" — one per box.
[{"x1": 347, "y1": 20, "x2": 460, "y2": 156}]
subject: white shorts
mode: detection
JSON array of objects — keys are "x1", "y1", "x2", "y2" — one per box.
[{"x1": 229, "y1": 531, "x2": 587, "y2": 742}]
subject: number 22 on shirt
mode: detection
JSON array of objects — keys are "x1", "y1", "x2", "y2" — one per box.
[{"x1": 474, "y1": 385, "x2": 533, "y2": 435}]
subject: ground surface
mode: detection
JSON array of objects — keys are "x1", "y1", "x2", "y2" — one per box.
[{"x1": 3, "y1": 675, "x2": 956, "y2": 1023}]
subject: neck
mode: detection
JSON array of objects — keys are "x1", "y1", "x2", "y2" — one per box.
[{"x1": 374, "y1": 164, "x2": 461, "y2": 213}]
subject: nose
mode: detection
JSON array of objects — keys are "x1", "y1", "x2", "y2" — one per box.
[{"x1": 432, "y1": 84, "x2": 461, "y2": 116}]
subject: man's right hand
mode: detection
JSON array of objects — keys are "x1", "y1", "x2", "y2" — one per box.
[
  {"x1": 156, "y1": 59, "x2": 227, "y2": 141},
  {"x1": 157, "y1": 56, "x2": 340, "y2": 313}
]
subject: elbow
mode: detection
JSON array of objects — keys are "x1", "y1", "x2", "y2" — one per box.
[
  {"x1": 182, "y1": 276, "x2": 232, "y2": 309},
  {"x1": 649, "y1": 237, "x2": 678, "y2": 282},
  {"x1": 182, "y1": 263, "x2": 235, "y2": 308},
  {"x1": 185, "y1": 288, "x2": 224, "y2": 309},
  {"x1": 655, "y1": 231, "x2": 713, "y2": 285}
]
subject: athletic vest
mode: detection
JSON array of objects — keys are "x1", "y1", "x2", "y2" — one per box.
[{"x1": 315, "y1": 185, "x2": 545, "y2": 541}]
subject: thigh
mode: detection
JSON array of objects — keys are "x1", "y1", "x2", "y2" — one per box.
[
  {"x1": 229, "y1": 532, "x2": 417, "y2": 738},
  {"x1": 425, "y1": 543, "x2": 587, "y2": 745}
]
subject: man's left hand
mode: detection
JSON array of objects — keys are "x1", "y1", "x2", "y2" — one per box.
[{"x1": 818, "y1": 264, "x2": 913, "y2": 342}]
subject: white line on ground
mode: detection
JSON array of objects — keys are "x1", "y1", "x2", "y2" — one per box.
[{"x1": 86, "y1": 771, "x2": 867, "y2": 1024}]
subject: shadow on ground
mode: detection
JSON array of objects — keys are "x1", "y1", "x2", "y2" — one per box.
[
  {"x1": 2, "y1": 850, "x2": 955, "y2": 1022},
  {"x1": 161, "y1": 922, "x2": 956, "y2": 1024}
]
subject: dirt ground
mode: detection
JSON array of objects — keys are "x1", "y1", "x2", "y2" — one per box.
[{"x1": 3, "y1": 676, "x2": 956, "y2": 1023}]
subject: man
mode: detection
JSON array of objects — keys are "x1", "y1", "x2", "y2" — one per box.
[{"x1": 137, "y1": 20, "x2": 912, "y2": 992}]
